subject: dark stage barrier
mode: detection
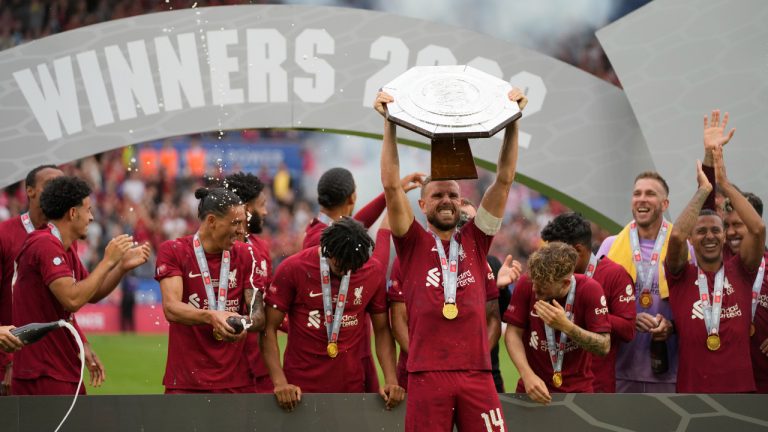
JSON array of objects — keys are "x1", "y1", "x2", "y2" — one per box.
[{"x1": 2, "y1": 393, "x2": 768, "y2": 431}]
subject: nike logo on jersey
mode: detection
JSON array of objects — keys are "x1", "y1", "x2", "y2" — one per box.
[
  {"x1": 189, "y1": 272, "x2": 202, "y2": 278},
  {"x1": 308, "y1": 291, "x2": 323, "y2": 298}
]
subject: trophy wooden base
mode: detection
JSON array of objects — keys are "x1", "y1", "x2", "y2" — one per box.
[{"x1": 430, "y1": 137, "x2": 478, "y2": 180}]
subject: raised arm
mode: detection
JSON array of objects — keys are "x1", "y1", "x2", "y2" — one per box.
[
  {"x1": 714, "y1": 145, "x2": 765, "y2": 270},
  {"x1": 701, "y1": 110, "x2": 735, "y2": 210},
  {"x1": 667, "y1": 161, "x2": 712, "y2": 276},
  {"x1": 375, "y1": 91, "x2": 414, "y2": 237},
  {"x1": 479, "y1": 89, "x2": 527, "y2": 218}
]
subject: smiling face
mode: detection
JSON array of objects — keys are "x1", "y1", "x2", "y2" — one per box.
[
  {"x1": 690, "y1": 214, "x2": 725, "y2": 266},
  {"x1": 245, "y1": 191, "x2": 268, "y2": 234},
  {"x1": 723, "y1": 210, "x2": 747, "y2": 255},
  {"x1": 419, "y1": 180, "x2": 461, "y2": 232},
  {"x1": 70, "y1": 196, "x2": 94, "y2": 240},
  {"x1": 207, "y1": 205, "x2": 246, "y2": 251},
  {"x1": 631, "y1": 178, "x2": 669, "y2": 229}
]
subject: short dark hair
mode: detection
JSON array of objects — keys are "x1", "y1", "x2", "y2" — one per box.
[
  {"x1": 320, "y1": 217, "x2": 374, "y2": 274},
  {"x1": 634, "y1": 171, "x2": 669, "y2": 195},
  {"x1": 317, "y1": 168, "x2": 356, "y2": 208},
  {"x1": 194, "y1": 187, "x2": 242, "y2": 220},
  {"x1": 25, "y1": 165, "x2": 60, "y2": 188},
  {"x1": 698, "y1": 208, "x2": 722, "y2": 221},
  {"x1": 40, "y1": 176, "x2": 91, "y2": 220},
  {"x1": 540, "y1": 212, "x2": 592, "y2": 249},
  {"x1": 224, "y1": 172, "x2": 265, "y2": 203}
]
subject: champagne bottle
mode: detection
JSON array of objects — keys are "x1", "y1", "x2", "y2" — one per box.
[
  {"x1": 11, "y1": 321, "x2": 63, "y2": 345},
  {"x1": 650, "y1": 339, "x2": 669, "y2": 374},
  {"x1": 226, "y1": 316, "x2": 249, "y2": 334}
]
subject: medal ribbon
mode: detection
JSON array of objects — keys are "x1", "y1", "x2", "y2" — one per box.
[
  {"x1": 629, "y1": 220, "x2": 668, "y2": 297},
  {"x1": 584, "y1": 253, "x2": 598, "y2": 279},
  {"x1": 21, "y1": 212, "x2": 35, "y2": 234},
  {"x1": 317, "y1": 212, "x2": 334, "y2": 226},
  {"x1": 751, "y1": 258, "x2": 766, "y2": 325},
  {"x1": 431, "y1": 232, "x2": 459, "y2": 304},
  {"x1": 192, "y1": 233, "x2": 231, "y2": 311},
  {"x1": 48, "y1": 222, "x2": 63, "y2": 243},
  {"x1": 319, "y1": 256, "x2": 351, "y2": 344},
  {"x1": 544, "y1": 276, "x2": 577, "y2": 376},
  {"x1": 697, "y1": 266, "x2": 725, "y2": 336}
]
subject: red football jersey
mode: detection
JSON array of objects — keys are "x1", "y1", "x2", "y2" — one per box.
[
  {"x1": 589, "y1": 257, "x2": 636, "y2": 393},
  {"x1": 155, "y1": 236, "x2": 265, "y2": 390},
  {"x1": 393, "y1": 219, "x2": 498, "y2": 373},
  {"x1": 243, "y1": 234, "x2": 272, "y2": 382},
  {"x1": 265, "y1": 247, "x2": 386, "y2": 392},
  {"x1": 752, "y1": 252, "x2": 768, "y2": 393},
  {"x1": 0, "y1": 216, "x2": 27, "y2": 369},
  {"x1": 12, "y1": 227, "x2": 88, "y2": 383},
  {"x1": 665, "y1": 254, "x2": 755, "y2": 393},
  {"x1": 503, "y1": 274, "x2": 612, "y2": 393}
]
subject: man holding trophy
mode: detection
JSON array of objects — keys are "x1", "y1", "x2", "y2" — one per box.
[{"x1": 375, "y1": 65, "x2": 527, "y2": 432}]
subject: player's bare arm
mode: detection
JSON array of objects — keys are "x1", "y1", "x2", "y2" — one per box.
[
  {"x1": 260, "y1": 307, "x2": 302, "y2": 411},
  {"x1": 486, "y1": 300, "x2": 501, "y2": 349},
  {"x1": 159, "y1": 276, "x2": 241, "y2": 341},
  {"x1": 371, "y1": 312, "x2": 405, "y2": 410},
  {"x1": 48, "y1": 234, "x2": 134, "y2": 311},
  {"x1": 535, "y1": 299, "x2": 610, "y2": 356},
  {"x1": 479, "y1": 89, "x2": 527, "y2": 218},
  {"x1": 390, "y1": 302, "x2": 409, "y2": 354},
  {"x1": 504, "y1": 325, "x2": 551, "y2": 405},
  {"x1": 375, "y1": 91, "x2": 414, "y2": 237},
  {"x1": 244, "y1": 288, "x2": 266, "y2": 332},
  {"x1": 92, "y1": 242, "x2": 151, "y2": 303},
  {"x1": 667, "y1": 161, "x2": 712, "y2": 276},
  {"x1": 713, "y1": 145, "x2": 765, "y2": 269}
]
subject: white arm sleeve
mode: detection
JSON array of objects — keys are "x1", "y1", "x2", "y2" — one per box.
[{"x1": 475, "y1": 206, "x2": 503, "y2": 236}]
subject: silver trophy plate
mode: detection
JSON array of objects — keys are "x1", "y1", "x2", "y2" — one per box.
[{"x1": 382, "y1": 65, "x2": 521, "y2": 139}]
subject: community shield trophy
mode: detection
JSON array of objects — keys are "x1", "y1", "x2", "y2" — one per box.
[{"x1": 382, "y1": 65, "x2": 521, "y2": 180}]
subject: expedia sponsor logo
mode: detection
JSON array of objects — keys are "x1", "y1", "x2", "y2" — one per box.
[
  {"x1": 594, "y1": 307, "x2": 609, "y2": 316},
  {"x1": 619, "y1": 294, "x2": 636, "y2": 303}
]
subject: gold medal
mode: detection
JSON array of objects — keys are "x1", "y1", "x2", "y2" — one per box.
[
  {"x1": 213, "y1": 330, "x2": 223, "y2": 341},
  {"x1": 327, "y1": 342, "x2": 338, "y2": 358},
  {"x1": 552, "y1": 372, "x2": 563, "y2": 388},
  {"x1": 640, "y1": 292, "x2": 653, "y2": 309},
  {"x1": 750, "y1": 323, "x2": 756, "y2": 337},
  {"x1": 706, "y1": 334, "x2": 721, "y2": 351},
  {"x1": 442, "y1": 303, "x2": 458, "y2": 320}
]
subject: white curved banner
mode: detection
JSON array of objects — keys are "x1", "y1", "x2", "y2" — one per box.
[{"x1": 0, "y1": 5, "x2": 656, "y2": 229}]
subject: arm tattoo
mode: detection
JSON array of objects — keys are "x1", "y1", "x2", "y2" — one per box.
[{"x1": 566, "y1": 324, "x2": 610, "y2": 356}]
